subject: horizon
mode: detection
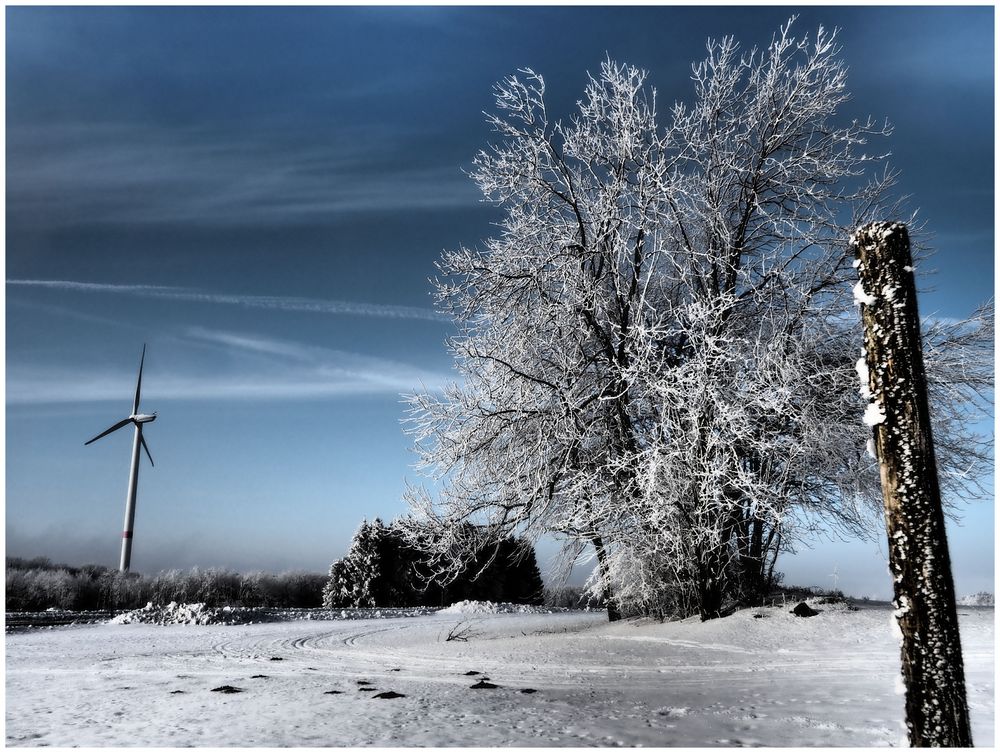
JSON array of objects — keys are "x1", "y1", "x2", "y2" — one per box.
[{"x1": 5, "y1": 6, "x2": 994, "y2": 600}]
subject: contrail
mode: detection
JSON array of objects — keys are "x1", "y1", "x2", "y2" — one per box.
[{"x1": 7, "y1": 278, "x2": 449, "y2": 322}]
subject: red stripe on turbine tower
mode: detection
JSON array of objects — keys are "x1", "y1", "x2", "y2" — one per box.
[{"x1": 122, "y1": 532, "x2": 133, "y2": 539}]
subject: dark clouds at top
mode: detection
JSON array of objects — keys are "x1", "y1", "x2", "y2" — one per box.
[{"x1": 7, "y1": 7, "x2": 992, "y2": 242}]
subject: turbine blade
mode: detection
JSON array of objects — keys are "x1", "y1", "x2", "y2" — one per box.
[
  {"x1": 132, "y1": 344, "x2": 146, "y2": 416},
  {"x1": 84, "y1": 418, "x2": 132, "y2": 445},
  {"x1": 139, "y1": 431, "x2": 154, "y2": 467}
]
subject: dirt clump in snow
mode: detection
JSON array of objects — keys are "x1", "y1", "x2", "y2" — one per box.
[
  {"x1": 790, "y1": 602, "x2": 820, "y2": 617},
  {"x1": 210, "y1": 685, "x2": 243, "y2": 694}
]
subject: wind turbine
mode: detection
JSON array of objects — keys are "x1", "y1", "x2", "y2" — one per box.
[{"x1": 85, "y1": 344, "x2": 157, "y2": 572}]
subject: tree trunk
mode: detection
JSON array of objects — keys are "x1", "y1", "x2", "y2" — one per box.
[
  {"x1": 590, "y1": 534, "x2": 621, "y2": 622},
  {"x1": 739, "y1": 525, "x2": 766, "y2": 607},
  {"x1": 854, "y1": 222, "x2": 972, "y2": 747},
  {"x1": 696, "y1": 542, "x2": 726, "y2": 620},
  {"x1": 698, "y1": 506, "x2": 742, "y2": 620},
  {"x1": 697, "y1": 569, "x2": 725, "y2": 621}
]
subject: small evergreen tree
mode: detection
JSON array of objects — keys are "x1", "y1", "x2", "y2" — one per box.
[{"x1": 323, "y1": 519, "x2": 385, "y2": 608}]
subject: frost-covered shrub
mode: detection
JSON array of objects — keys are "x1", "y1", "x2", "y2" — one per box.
[
  {"x1": 5, "y1": 560, "x2": 116, "y2": 611},
  {"x1": 542, "y1": 585, "x2": 606, "y2": 610},
  {"x1": 957, "y1": 592, "x2": 993, "y2": 607},
  {"x1": 257, "y1": 570, "x2": 327, "y2": 608}
]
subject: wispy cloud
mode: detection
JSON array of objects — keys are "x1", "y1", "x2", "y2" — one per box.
[
  {"x1": 184, "y1": 326, "x2": 451, "y2": 393},
  {"x1": 7, "y1": 278, "x2": 449, "y2": 322},
  {"x1": 6, "y1": 121, "x2": 477, "y2": 227},
  {"x1": 6, "y1": 327, "x2": 451, "y2": 405}
]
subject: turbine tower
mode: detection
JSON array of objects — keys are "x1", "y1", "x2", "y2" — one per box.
[{"x1": 85, "y1": 344, "x2": 157, "y2": 572}]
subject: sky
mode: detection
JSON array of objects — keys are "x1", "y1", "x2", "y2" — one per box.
[{"x1": 5, "y1": 5, "x2": 994, "y2": 599}]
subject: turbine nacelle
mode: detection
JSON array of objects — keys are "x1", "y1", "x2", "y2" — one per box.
[{"x1": 85, "y1": 346, "x2": 157, "y2": 461}]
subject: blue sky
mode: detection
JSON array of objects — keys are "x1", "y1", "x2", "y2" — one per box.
[{"x1": 5, "y1": 6, "x2": 994, "y2": 598}]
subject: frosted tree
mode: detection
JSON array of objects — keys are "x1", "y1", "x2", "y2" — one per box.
[
  {"x1": 606, "y1": 296, "x2": 887, "y2": 617},
  {"x1": 405, "y1": 58, "x2": 674, "y2": 620},
  {"x1": 406, "y1": 19, "x2": 992, "y2": 621}
]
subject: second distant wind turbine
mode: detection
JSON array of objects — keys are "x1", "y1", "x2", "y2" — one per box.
[{"x1": 85, "y1": 345, "x2": 157, "y2": 572}]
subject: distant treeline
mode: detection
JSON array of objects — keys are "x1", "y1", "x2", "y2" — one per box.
[
  {"x1": 5, "y1": 557, "x2": 327, "y2": 611},
  {"x1": 6, "y1": 555, "x2": 598, "y2": 612}
]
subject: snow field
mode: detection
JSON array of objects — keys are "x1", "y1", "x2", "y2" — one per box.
[{"x1": 5, "y1": 601, "x2": 993, "y2": 747}]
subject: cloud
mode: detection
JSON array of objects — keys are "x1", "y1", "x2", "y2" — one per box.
[
  {"x1": 5, "y1": 327, "x2": 452, "y2": 405},
  {"x1": 183, "y1": 326, "x2": 452, "y2": 394},
  {"x1": 7, "y1": 278, "x2": 449, "y2": 322},
  {"x1": 6, "y1": 121, "x2": 478, "y2": 227}
]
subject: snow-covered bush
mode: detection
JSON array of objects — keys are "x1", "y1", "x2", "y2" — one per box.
[{"x1": 324, "y1": 519, "x2": 544, "y2": 608}]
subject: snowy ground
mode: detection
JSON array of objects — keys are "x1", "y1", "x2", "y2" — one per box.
[{"x1": 5, "y1": 601, "x2": 993, "y2": 747}]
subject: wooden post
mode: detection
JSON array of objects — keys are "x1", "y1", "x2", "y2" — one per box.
[{"x1": 853, "y1": 222, "x2": 972, "y2": 747}]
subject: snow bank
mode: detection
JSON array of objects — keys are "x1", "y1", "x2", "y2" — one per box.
[
  {"x1": 107, "y1": 602, "x2": 440, "y2": 626},
  {"x1": 439, "y1": 600, "x2": 556, "y2": 615},
  {"x1": 109, "y1": 602, "x2": 244, "y2": 625}
]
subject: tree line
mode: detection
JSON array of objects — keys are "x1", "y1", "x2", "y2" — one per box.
[
  {"x1": 6, "y1": 528, "x2": 549, "y2": 612},
  {"x1": 5, "y1": 557, "x2": 327, "y2": 611}
]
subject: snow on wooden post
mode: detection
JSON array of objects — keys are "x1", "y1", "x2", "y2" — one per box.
[{"x1": 852, "y1": 222, "x2": 973, "y2": 747}]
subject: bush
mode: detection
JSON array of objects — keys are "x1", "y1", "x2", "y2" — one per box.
[{"x1": 324, "y1": 519, "x2": 545, "y2": 608}]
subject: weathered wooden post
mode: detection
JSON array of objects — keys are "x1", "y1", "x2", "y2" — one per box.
[{"x1": 852, "y1": 222, "x2": 972, "y2": 747}]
